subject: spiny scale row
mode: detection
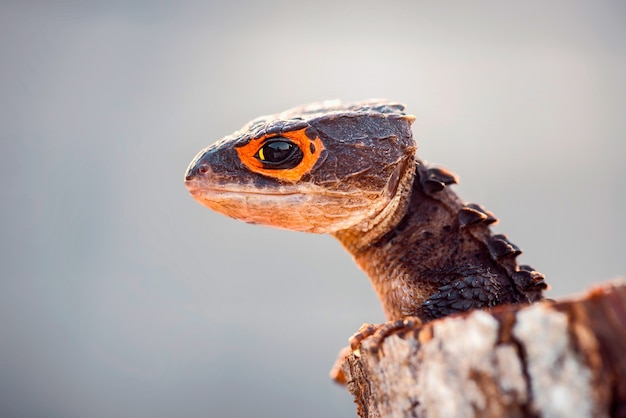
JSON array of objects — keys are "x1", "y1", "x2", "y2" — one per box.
[{"x1": 421, "y1": 165, "x2": 547, "y2": 299}]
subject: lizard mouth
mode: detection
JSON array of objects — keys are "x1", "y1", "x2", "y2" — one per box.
[
  {"x1": 185, "y1": 177, "x2": 365, "y2": 200},
  {"x1": 185, "y1": 181, "x2": 299, "y2": 198},
  {"x1": 186, "y1": 179, "x2": 311, "y2": 214},
  {"x1": 184, "y1": 179, "x2": 381, "y2": 233}
]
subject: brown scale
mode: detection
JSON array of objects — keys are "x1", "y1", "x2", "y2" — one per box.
[{"x1": 185, "y1": 99, "x2": 548, "y2": 323}]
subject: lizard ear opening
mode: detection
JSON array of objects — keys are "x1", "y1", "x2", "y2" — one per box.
[{"x1": 235, "y1": 128, "x2": 325, "y2": 182}]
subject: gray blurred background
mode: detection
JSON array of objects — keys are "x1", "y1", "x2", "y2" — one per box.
[{"x1": 1, "y1": 1, "x2": 624, "y2": 417}]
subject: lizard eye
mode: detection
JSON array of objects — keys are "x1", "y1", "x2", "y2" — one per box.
[
  {"x1": 235, "y1": 128, "x2": 324, "y2": 182},
  {"x1": 255, "y1": 139, "x2": 304, "y2": 169}
]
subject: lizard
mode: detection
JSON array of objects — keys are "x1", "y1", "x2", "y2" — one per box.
[{"x1": 184, "y1": 99, "x2": 547, "y2": 324}]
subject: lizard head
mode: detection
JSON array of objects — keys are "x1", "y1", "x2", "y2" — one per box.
[{"x1": 185, "y1": 100, "x2": 417, "y2": 235}]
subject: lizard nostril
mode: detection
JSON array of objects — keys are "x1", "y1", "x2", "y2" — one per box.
[{"x1": 185, "y1": 164, "x2": 210, "y2": 181}]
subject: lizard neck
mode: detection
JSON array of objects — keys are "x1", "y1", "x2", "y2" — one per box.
[
  {"x1": 333, "y1": 160, "x2": 545, "y2": 321},
  {"x1": 332, "y1": 154, "x2": 417, "y2": 252}
]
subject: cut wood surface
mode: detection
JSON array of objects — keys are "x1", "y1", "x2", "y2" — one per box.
[{"x1": 339, "y1": 281, "x2": 626, "y2": 418}]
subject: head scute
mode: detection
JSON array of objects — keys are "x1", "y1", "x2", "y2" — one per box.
[{"x1": 231, "y1": 100, "x2": 416, "y2": 184}]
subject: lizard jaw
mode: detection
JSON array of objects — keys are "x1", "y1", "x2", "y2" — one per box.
[{"x1": 186, "y1": 181, "x2": 382, "y2": 234}]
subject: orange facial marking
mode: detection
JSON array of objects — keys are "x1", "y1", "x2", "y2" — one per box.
[{"x1": 235, "y1": 128, "x2": 325, "y2": 182}]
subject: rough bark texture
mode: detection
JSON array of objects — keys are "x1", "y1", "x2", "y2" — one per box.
[{"x1": 341, "y1": 280, "x2": 626, "y2": 418}]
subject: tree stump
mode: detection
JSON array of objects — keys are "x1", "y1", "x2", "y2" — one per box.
[{"x1": 339, "y1": 281, "x2": 626, "y2": 418}]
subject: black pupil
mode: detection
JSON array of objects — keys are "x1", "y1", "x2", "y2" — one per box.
[
  {"x1": 254, "y1": 138, "x2": 304, "y2": 170},
  {"x1": 263, "y1": 141, "x2": 293, "y2": 162}
]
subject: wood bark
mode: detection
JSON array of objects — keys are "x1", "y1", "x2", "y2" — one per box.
[{"x1": 339, "y1": 280, "x2": 626, "y2": 418}]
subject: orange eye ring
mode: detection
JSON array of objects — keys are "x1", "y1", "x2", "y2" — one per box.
[{"x1": 235, "y1": 128, "x2": 324, "y2": 182}]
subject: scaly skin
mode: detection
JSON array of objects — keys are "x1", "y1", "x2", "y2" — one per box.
[{"x1": 185, "y1": 100, "x2": 547, "y2": 322}]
